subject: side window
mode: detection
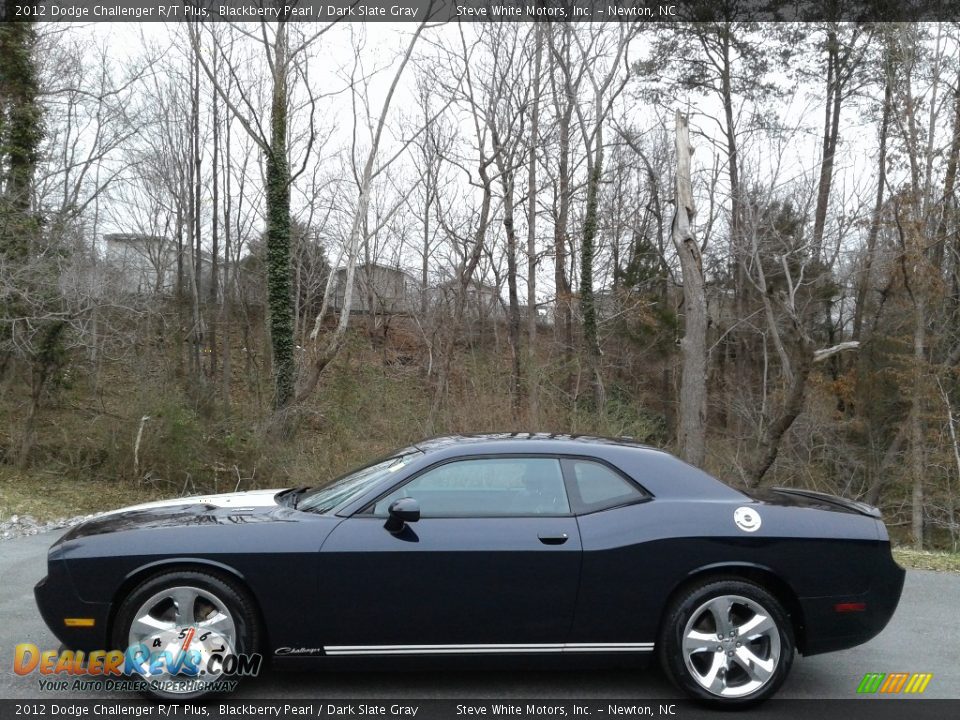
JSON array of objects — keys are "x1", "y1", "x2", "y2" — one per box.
[
  {"x1": 371, "y1": 457, "x2": 570, "y2": 517},
  {"x1": 568, "y1": 460, "x2": 647, "y2": 514}
]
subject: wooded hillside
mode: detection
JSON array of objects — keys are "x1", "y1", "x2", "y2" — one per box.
[{"x1": 1, "y1": 17, "x2": 959, "y2": 551}]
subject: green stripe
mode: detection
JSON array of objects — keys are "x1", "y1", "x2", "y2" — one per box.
[{"x1": 857, "y1": 673, "x2": 885, "y2": 693}]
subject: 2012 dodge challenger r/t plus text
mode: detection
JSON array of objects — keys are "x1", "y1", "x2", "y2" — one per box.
[{"x1": 34, "y1": 434, "x2": 905, "y2": 704}]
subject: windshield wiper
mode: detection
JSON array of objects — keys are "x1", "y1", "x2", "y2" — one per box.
[{"x1": 277, "y1": 486, "x2": 310, "y2": 509}]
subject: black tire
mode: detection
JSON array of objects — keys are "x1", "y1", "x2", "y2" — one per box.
[
  {"x1": 658, "y1": 578, "x2": 795, "y2": 706},
  {"x1": 112, "y1": 569, "x2": 260, "y2": 700}
]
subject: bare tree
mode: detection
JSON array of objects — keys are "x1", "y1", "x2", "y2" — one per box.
[
  {"x1": 298, "y1": 20, "x2": 430, "y2": 402},
  {"x1": 672, "y1": 111, "x2": 708, "y2": 467},
  {"x1": 546, "y1": 25, "x2": 581, "y2": 391},
  {"x1": 480, "y1": 25, "x2": 532, "y2": 419},
  {"x1": 526, "y1": 23, "x2": 544, "y2": 424},
  {"x1": 572, "y1": 24, "x2": 637, "y2": 410}
]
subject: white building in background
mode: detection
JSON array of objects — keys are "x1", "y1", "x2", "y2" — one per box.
[
  {"x1": 330, "y1": 263, "x2": 420, "y2": 315},
  {"x1": 102, "y1": 233, "x2": 175, "y2": 295},
  {"x1": 433, "y1": 278, "x2": 504, "y2": 319},
  {"x1": 101, "y1": 233, "x2": 211, "y2": 296}
]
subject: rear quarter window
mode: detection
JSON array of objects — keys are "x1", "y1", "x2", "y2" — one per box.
[{"x1": 567, "y1": 459, "x2": 648, "y2": 514}]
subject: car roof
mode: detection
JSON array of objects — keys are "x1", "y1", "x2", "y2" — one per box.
[
  {"x1": 408, "y1": 433, "x2": 656, "y2": 453},
  {"x1": 379, "y1": 433, "x2": 746, "y2": 502}
]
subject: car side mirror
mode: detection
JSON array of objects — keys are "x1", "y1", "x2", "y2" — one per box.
[{"x1": 384, "y1": 497, "x2": 420, "y2": 534}]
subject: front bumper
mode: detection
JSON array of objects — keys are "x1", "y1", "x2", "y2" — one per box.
[{"x1": 34, "y1": 559, "x2": 112, "y2": 653}]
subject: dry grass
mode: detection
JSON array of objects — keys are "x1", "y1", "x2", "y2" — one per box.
[
  {"x1": 1, "y1": 333, "x2": 671, "y2": 520},
  {"x1": 0, "y1": 467, "x2": 163, "y2": 521},
  {"x1": 893, "y1": 547, "x2": 960, "y2": 573}
]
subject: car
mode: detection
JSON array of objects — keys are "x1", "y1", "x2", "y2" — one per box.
[{"x1": 34, "y1": 434, "x2": 904, "y2": 704}]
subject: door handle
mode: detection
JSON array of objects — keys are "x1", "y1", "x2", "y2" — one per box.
[{"x1": 538, "y1": 532, "x2": 569, "y2": 545}]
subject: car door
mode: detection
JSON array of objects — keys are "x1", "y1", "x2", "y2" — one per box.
[
  {"x1": 315, "y1": 455, "x2": 582, "y2": 653},
  {"x1": 562, "y1": 457, "x2": 660, "y2": 646}
]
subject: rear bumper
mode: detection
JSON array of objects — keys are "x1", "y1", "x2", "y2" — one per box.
[
  {"x1": 799, "y1": 549, "x2": 905, "y2": 656},
  {"x1": 34, "y1": 559, "x2": 112, "y2": 653}
]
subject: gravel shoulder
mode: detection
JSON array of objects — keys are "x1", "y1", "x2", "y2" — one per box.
[{"x1": 0, "y1": 513, "x2": 93, "y2": 540}]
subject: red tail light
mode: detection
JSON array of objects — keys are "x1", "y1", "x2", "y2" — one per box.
[{"x1": 834, "y1": 602, "x2": 867, "y2": 613}]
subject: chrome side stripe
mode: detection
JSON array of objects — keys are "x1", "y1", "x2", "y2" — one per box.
[
  {"x1": 323, "y1": 642, "x2": 655, "y2": 656},
  {"x1": 564, "y1": 643, "x2": 655, "y2": 652}
]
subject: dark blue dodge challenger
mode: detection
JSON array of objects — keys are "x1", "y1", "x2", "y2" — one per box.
[{"x1": 35, "y1": 434, "x2": 904, "y2": 704}]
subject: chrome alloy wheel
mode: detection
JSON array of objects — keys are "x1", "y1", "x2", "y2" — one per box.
[
  {"x1": 681, "y1": 594, "x2": 782, "y2": 698},
  {"x1": 127, "y1": 585, "x2": 237, "y2": 689}
]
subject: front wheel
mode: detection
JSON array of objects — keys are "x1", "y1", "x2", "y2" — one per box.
[
  {"x1": 659, "y1": 578, "x2": 795, "y2": 705},
  {"x1": 112, "y1": 570, "x2": 260, "y2": 700}
]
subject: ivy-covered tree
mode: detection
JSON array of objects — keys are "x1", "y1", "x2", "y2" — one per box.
[
  {"x1": 0, "y1": 16, "x2": 43, "y2": 260},
  {"x1": 0, "y1": 14, "x2": 64, "y2": 466},
  {"x1": 189, "y1": 17, "x2": 302, "y2": 412}
]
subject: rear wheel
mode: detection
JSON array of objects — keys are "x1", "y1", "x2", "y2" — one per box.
[
  {"x1": 659, "y1": 578, "x2": 794, "y2": 705},
  {"x1": 112, "y1": 570, "x2": 259, "y2": 700}
]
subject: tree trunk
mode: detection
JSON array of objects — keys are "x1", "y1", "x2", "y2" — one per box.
[
  {"x1": 421, "y1": 171, "x2": 432, "y2": 317},
  {"x1": 221, "y1": 101, "x2": 232, "y2": 415},
  {"x1": 500, "y1": 169, "x2": 523, "y2": 420},
  {"x1": 746, "y1": 340, "x2": 814, "y2": 485},
  {"x1": 941, "y1": 71, "x2": 960, "y2": 309},
  {"x1": 208, "y1": 55, "x2": 220, "y2": 379},
  {"x1": 812, "y1": 29, "x2": 843, "y2": 259},
  {"x1": 0, "y1": 19, "x2": 42, "y2": 260},
  {"x1": 909, "y1": 287, "x2": 926, "y2": 550},
  {"x1": 719, "y1": 26, "x2": 747, "y2": 432},
  {"x1": 175, "y1": 204, "x2": 186, "y2": 374},
  {"x1": 17, "y1": 322, "x2": 66, "y2": 469},
  {"x1": 580, "y1": 131, "x2": 604, "y2": 411},
  {"x1": 429, "y1": 162, "x2": 494, "y2": 428},
  {"x1": 813, "y1": 34, "x2": 846, "y2": 401},
  {"x1": 526, "y1": 23, "x2": 542, "y2": 426},
  {"x1": 266, "y1": 24, "x2": 295, "y2": 409},
  {"x1": 189, "y1": 46, "x2": 204, "y2": 384},
  {"x1": 550, "y1": 26, "x2": 575, "y2": 395},
  {"x1": 852, "y1": 64, "x2": 892, "y2": 342},
  {"x1": 910, "y1": 293, "x2": 926, "y2": 549},
  {"x1": 672, "y1": 112, "x2": 708, "y2": 468}
]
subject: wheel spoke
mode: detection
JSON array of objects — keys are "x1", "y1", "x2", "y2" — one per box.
[
  {"x1": 683, "y1": 629, "x2": 716, "y2": 654},
  {"x1": 736, "y1": 612, "x2": 775, "y2": 640},
  {"x1": 733, "y1": 645, "x2": 776, "y2": 684},
  {"x1": 705, "y1": 597, "x2": 732, "y2": 636},
  {"x1": 169, "y1": 588, "x2": 199, "y2": 624},
  {"x1": 197, "y1": 610, "x2": 236, "y2": 642},
  {"x1": 130, "y1": 613, "x2": 173, "y2": 642},
  {"x1": 698, "y1": 651, "x2": 728, "y2": 694}
]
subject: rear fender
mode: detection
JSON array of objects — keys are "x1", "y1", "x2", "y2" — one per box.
[{"x1": 662, "y1": 561, "x2": 807, "y2": 652}]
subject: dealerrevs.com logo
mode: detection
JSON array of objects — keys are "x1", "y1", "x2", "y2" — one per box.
[
  {"x1": 14, "y1": 629, "x2": 262, "y2": 694},
  {"x1": 856, "y1": 672, "x2": 934, "y2": 694}
]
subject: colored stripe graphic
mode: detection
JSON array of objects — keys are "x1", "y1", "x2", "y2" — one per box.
[
  {"x1": 857, "y1": 673, "x2": 885, "y2": 693},
  {"x1": 880, "y1": 672, "x2": 908, "y2": 693},
  {"x1": 904, "y1": 674, "x2": 934, "y2": 694},
  {"x1": 857, "y1": 672, "x2": 932, "y2": 694}
]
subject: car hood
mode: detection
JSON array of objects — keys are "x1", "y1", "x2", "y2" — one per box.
[
  {"x1": 58, "y1": 489, "x2": 288, "y2": 541},
  {"x1": 96, "y1": 488, "x2": 284, "y2": 515}
]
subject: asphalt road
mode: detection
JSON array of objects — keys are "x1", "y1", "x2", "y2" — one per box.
[{"x1": 1, "y1": 531, "x2": 958, "y2": 701}]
